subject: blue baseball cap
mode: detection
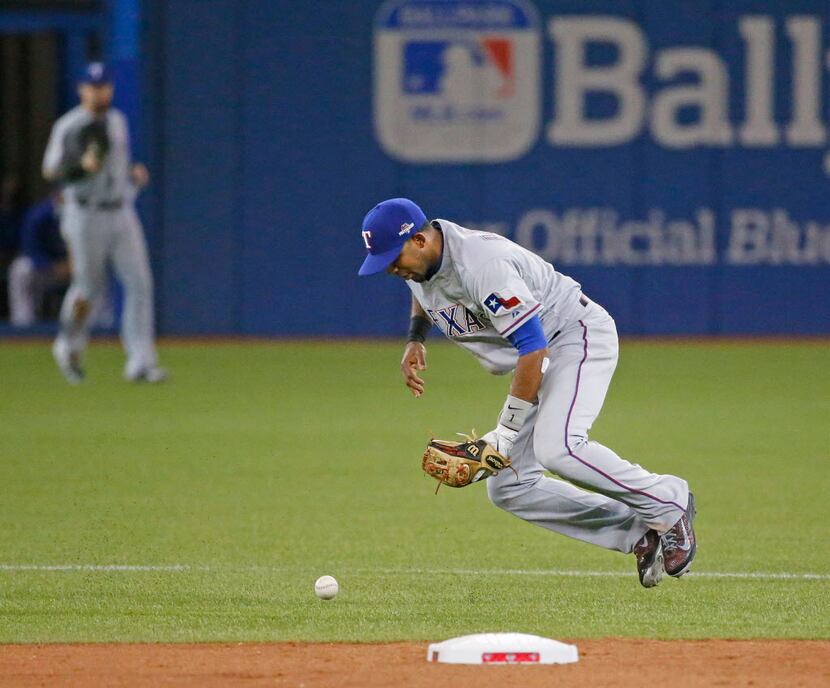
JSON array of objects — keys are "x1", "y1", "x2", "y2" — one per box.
[
  {"x1": 358, "y1": 198, "x2": 427, "y2": 276},
  {"x1": 79, "y1": 62, "x2": 113, "y2": 85}
]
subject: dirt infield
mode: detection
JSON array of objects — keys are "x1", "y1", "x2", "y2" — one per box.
[{"x1": 1, "y1": 640, "x2": 828, "y2": 687}]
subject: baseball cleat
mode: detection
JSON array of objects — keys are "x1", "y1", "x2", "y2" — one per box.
[
  {"x1": 633, "y1": 529, "x2": 664, "y2": 588},
  {"x1": 126, "y1": 366, "x2": 168, "y2": 384},
  {"x1": 662, "y1": 492, "x2": 697, "y2": 577},
  {"x1": 52, "y1": 341, "x2": 85, "y2": 384}
]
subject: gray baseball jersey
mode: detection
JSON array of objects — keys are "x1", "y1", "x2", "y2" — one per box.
[
  {"x1": 42, "y1": 106, "x2": 133, "y2": 204},
  {"x1": 408, "y1": 218, "x2": 690, "y2": 556},
  {"x1": 407, "y1": 219, "x2": 584, "y2": 374}
]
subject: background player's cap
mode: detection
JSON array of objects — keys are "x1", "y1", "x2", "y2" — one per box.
[
  {"x1": 358, "y1": 198, "x2": 427, "y2": 276},
  {"x1": 79, "y1": 62, "x2": 113, "y2": 85}
]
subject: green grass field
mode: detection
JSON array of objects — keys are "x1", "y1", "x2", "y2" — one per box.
[{"x1": 0, "y1": 340, "x2": 828, "y2": 642}]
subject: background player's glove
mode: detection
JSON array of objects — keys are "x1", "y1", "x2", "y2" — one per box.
[
  {"x1": 481, "y1": 394, "x2": 534, "y2": 458},
  {"x1": 61, "y1": 120, "x2": 111, "y2": 181},
  {"x1": 78, "y1": 120, "x2": 111, "y2": 161},
  {"x1": 422, "y1": 434, "x2": 514, "y2": 491}
]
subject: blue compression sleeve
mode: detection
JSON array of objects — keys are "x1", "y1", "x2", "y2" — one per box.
[{"x1": 507, "y1": 315, "x2": 547, "y2": 356}]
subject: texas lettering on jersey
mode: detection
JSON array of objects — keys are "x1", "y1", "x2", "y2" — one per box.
[{"x1": 426, "y1": 304, "x2": 487, "y2": 337}]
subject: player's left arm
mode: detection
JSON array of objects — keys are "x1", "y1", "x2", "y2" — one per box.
[
  {"x1": 473, "y1": 259, "x2": 548, "y2": 456},
  {"x1": 119, "y1": 111, "x2": 150, "y2": 189},
  {"x1": 508, "y1": 332, "x2": 547, "y2": 403},
  {"x1": 480, "y1": 315, "x2": 548, "y2": 455}
]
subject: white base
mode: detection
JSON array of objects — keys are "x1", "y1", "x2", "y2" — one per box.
[{"x1": 427, "y1": 632, "x2": 579, "y2": 665}]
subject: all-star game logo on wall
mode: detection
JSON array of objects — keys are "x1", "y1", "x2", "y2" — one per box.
[{"x1": 374, "y1": 0, "x2": 541, "y2": 163}]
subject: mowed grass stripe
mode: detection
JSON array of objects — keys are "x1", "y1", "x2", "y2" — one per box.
[{"x1": 1, "y1": 563, "x2": 829, "y2": 581}]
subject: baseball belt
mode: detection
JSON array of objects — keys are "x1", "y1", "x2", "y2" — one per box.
[{"x1": 76, "y1": 198, "x2": 123, "y2": 211}]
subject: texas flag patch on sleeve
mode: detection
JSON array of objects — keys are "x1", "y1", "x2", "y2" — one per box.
[{"x1": 484, "y1": 292, "x2": 523, "y2": 314}]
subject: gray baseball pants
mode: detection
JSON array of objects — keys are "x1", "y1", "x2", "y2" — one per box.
[
  {"x1": 54, "y1": 202, "x2": 158, "y2": 377},
  {"x1": 487, "y1": 300, "x2": 689, "y2": 553}
]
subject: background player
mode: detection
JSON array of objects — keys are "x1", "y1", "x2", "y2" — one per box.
[
  {"x1": 42, "y1": 62, "x2": 165, "y2": 383},
  {"x1": 358, "y1": 198, "x2": 697, "y2": 587},
  {"x1": 7, "y1": 190, "x2": 69, "y2": 327}
]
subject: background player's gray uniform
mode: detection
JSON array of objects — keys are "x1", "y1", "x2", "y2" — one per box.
[
  {"x1": 409, "y1": 220, "x2": 689, "y2": 552},
  {"x1": 43, "y1": 105, "x2": 158, "y2": 378}
]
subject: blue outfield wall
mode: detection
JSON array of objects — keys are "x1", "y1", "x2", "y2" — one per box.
[{"x1": 143, "y1": 0, "x2": 830, "y2": 336}]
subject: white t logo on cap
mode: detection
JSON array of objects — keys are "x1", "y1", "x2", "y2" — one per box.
[{"x1": 362, "y1": 230, "x2": 372, "y2": 249}]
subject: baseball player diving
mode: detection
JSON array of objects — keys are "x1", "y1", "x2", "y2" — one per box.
[
  {"x1": 42, "y1": 62, "x2": 165, "y2": 383},
  {"x1": 358, "y1": 198, "x2": 697, "y2": 587}
]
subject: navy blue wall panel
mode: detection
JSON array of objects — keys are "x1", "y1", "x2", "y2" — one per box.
[
  {"x1": 156, "y1": 0, "x2": 240, "y2": 333},
  {"x1": 145, "y1": 0, "x2": 830, "y2": 336},
  {"x1": 236, "y1": 3, "x2": 402, "y2": 335}
]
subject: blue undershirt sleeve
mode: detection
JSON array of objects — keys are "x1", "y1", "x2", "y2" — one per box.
[{"x1": 506, "y1": 314, "x2": 547, "y2": 356}]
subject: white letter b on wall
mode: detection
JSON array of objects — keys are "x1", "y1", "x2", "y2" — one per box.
[{"x1": 547, "y1": 16, "x2": 646, "y2": 146}]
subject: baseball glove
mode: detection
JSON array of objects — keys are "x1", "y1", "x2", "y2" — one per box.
[
  {"x1": 78, "y1": 120, "x2": 110, "y2": 158},
  {"x1": 61, "y1": 120, "x2": 111, "y2": 181},
  {"x1": 422, "y1": 433, "x2": 516, "y2": 492}
]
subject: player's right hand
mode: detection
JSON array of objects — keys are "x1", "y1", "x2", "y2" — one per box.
[
  {"x1": 80, "y1": 146, "x2": 103, "y2": 173},
  {"x1": 401, "y1": 342, "x2": 427, "y2": 397}
]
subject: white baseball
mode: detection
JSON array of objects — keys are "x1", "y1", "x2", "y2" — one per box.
[{"x1": 314, "y1": 575, "x2": 339, "y2": 600}]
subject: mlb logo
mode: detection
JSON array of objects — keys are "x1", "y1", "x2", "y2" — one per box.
[
  {"x1": 374, "y1": 0, "x2": 540, "y2": 163},
  {"x1": 402, "y1": 39, "x2": 514, "y2": 99}
]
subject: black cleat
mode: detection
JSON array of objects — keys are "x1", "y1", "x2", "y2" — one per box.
[
  {"x1": 633, "y1": 529, "x2": 664, "y2": 588},
  {"x1": 662, "y1": 493, "x2": 697, "y2": 577},
  {"x1": 52, "y1": 341, "x2": 85, "y2": 384},
  {"x1": 126, "y1": 366, "x2": 168, "y2": 384}
]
